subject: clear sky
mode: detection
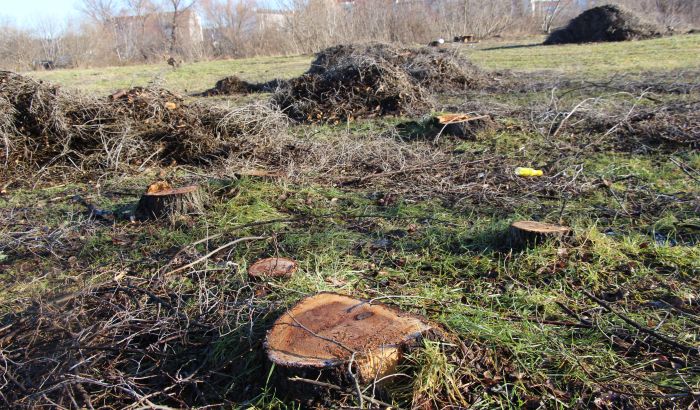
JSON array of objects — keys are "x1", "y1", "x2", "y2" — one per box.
[{"x1": 1, "y1": 0, "x2": 80, "y2": 27}]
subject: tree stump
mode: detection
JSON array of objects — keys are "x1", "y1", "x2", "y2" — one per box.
[
  {"x1": 248, "y1": 257, "x2": 298, "y2": 279},
  {"x1": 509, "y1": 220, "x2": 571, "y2": 248},
  {"x1": 433, "y1": 113, "x2": 493, "y2": 139},
  {"x1": 135, "y1": 182, "x2": 203, "y2": 221},
  {"x1": 265, "y1": 292, "x2": 434, "y2": 397}
]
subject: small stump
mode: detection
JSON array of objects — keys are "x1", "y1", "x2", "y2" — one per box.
[
  {"x1": 265, "y1": 292, "x2": 434, "y2": 396},
  {"x1": 248, "y1": 257, "x2": 298, "y2": 279},
  {"x1": 509, "y1": 220, "x2": 571, "y2": 248},
  {"x1": 433, "y1": 113, "x2": 493, "y2": 139},
  {"x1": 135, "y1": 182, "x2": 203, "y2": 221}
]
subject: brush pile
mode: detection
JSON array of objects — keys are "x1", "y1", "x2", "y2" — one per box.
[
  {"x1": 272, "y1": 43, "x2": 485, "y2": 123},
  {"x1": 0, "y1": 71, "x2": 284, "y2": 180},
  {"x1": 0, "y1": 278, "x2": 270, "y2": 408},
  {"x1": 204, "y1": 75, "x2": 257, "y2": 95},
  {"x1": 200, "y1": 76, "x2": 283, "y2": 96},
  {"x1": 545, "y1": 5, "x2": 661, "y2": 45},
  {"x1": 622, "y1": 102, "x2": 700, "y2": 147}
]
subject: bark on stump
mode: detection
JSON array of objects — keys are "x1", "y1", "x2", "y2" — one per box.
[
  {"x1": 509, "y1": 220, "x2": 571, "y2": 249},
  {"x1": 248, "y1": 257, "x2": 298, "y2": 279},
  {"x1": 135, "y1": 184, "x2": 203, "y2": 221},
  {"x1": 265, "y1": 292, "x2": 434, "y2": 398}
]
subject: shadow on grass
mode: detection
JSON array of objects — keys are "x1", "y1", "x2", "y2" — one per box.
[{"x1": 480, "y1": 43, "x2": 544, "y2": 51}]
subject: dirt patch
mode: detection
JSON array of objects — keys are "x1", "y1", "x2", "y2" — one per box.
[
  {"x1": 545, "y1": 5, "x2": 662, "y2": 45},
  {"x1": 268, "y1": 43, "x2": 486, "y2": 123},
  {"x1": 0, "y1": 71, "x2": 284, "y2": 181}
]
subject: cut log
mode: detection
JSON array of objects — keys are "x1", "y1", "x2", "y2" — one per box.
[
  {"x1": 135, "y1": 183, "x2": 203, "y2": 221},
  {"x1": 265, "y1": 293, "x2": 434, "y2": 395},
  {"x1": 248, "y1": 257, "x2": 297, "y2": 279},
  {"x1": 509, "y1": 220, "x2": 571, "y2": 248}
]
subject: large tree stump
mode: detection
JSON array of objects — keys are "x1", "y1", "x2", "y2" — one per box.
[
  {"x1": 265, "y1": 292, "x2": 434, "y2": 397},
  {"x1": 509, "y1": 220, "x2": 571, "y2": 248},
  {"x1": 135, "y1": 182, "x2": 203, "y2": 221}
]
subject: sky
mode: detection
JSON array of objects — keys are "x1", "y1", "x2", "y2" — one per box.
[{"x1": 0, "y1": 0, "x2": 80, "y2": 27}]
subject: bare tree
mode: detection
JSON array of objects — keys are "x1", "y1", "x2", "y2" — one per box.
[
  {"x1": 0, "y1": 19, "x2": 38, "y2": 70},
  {"x1": 200, "y1": 0, "x2": 257, "y2": 57},
  {"x1": 163, "y1": 0, "x2": 196, "y2": 55},
  {"x1": 79, "y1": 0, "x2": 120, "y2": 24},
  {"x1": 34, "y1": 17, "x2": 66, "y2": 63}
]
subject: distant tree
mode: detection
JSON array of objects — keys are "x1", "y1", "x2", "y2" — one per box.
[
  {"x1": 79, "y1": 0, "x2": 119, "y2": 23},
  {"x1": 200, "y1": 0, "x2": 258, "y2": 56},
  {"x1": 163, "y1": 0, "x2": 196, "y2": 55}
]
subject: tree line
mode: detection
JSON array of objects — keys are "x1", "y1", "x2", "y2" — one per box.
[{"x1": 0, "y1": 0, "x2": 698, "y2": 71}]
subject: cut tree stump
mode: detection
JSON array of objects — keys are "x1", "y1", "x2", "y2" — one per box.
[
  {"x1": 265, "y1": 292, "x2": 434, "y2": 396},
  {"x1": 248, "y1": 257, "x2": 298, "y2": 279},
  {"x1": 433, "y1": 113, "x2": 493, "y2": 139},
  {"x1": 135, "y1": 182, "x2": 203, "y2": 221},
  {"x1": 509, "y1": 220, "x2": 571, "y2": 248}
]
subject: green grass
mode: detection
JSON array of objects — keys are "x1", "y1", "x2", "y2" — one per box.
[
  {"x1": 3, "y1": 32, "x2": 700, "y2": 409},
  {"x1": 466, "y1": 34, "x2": 700, "y2": 75},
  {"x1": 26, "y1": 34, "x2": 700, "y2": 94},
  {"x1": 27, "y1": 54, "x2": 311, "y2": 94}
]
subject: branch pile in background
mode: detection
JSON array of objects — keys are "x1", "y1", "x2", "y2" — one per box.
[{"x1": 0, "y1": 71, "x2": 286, "y2": 180}]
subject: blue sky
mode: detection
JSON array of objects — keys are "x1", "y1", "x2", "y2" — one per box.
[{"x1": 1, "y1": 0, "x2": 80, "y2": 27}]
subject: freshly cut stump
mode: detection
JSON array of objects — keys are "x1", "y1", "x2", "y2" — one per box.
[
  {"x1": 248, "y1": 257, "x2": 298, "y2": 279},
  {"x1": 135, "y1": 183, "x2": 203, "y2": 220},
  {"x1": 434, "y1": 113, "x2": 493, "y2": 139},
  {"x1": 266, "y1": 293, "x2": 433, "y2": 395},
  {"x1": 509, "y1": 221, "x2": 571, "y2": 248}
]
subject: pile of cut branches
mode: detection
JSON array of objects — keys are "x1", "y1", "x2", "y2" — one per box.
[
  {"x1": 0, "y1": 276, "x2": 273, "y2": 408},
  {"x1": 545, "y1": 5, "x2": 662, "y2": 45},
  {"x1": 622, "y1": 101, "x2": 700, "y2": 147},
  {"x1": 0, "y1": 72, "x2": 285, "y2": 181},
  {"x1": 265, "y1": 43, "x2": 487, "y2": 123},
  {"x1": 200, "y1": 76, "x2": 283, "y2": 96}
]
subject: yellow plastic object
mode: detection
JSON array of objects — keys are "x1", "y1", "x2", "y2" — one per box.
[{"x1": 515, "y1": 167, "x2": 543, "y2": 177}]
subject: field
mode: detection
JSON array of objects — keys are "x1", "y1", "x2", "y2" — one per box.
[
  {"x1": 27, "y1": 34, "x2": 700, "y2": 93},
  {"x1": 2, "y1": 34, "x2": 700, "y2": 409}
]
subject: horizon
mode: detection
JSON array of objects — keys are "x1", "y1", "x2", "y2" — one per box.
[
  {"x1": 1, "y1": 0, "x2": 288, "y2": 29},
  {"x1": 1, "y1": 0, "x2": 593, "y2": 30}
]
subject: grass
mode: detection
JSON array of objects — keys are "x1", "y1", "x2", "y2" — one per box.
[
  {"x1": 26, "y1": 34, "x2": 700, "y2": 94},
  {"x1": 3, "y1": 34, "x2": 700, "y2": 408},
  {"x1": 466, "y1": 34, "x2": 700, "y2": 75},
  {"x1": 27, "y1": 54, "x2": 312, "y2": 94}
]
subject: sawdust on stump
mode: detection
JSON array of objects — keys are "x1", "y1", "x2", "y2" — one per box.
[
  {"x1": 265, "y1": 292, "x2": 434, "y2": 396},
  {"x1": 248, "y1": 257, "x2": 298, "y2": 279},
  {"x1": 509, "y1": 221, "x2": 571, "y2": 249}
]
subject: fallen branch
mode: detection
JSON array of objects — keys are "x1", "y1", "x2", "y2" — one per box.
[
  {"x1": 163, "y1": 236, "x2": 268, "y2": 276},
  {"x1": 583, "y1": 290, "x2": 699, "y2": 356},
  {"x1": 287, "y1": 377, "x2": 396, "y2": 409}
]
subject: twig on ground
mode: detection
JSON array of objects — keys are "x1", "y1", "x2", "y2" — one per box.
[
  {"x1": 583, "y1": 290, "x2": 699, "y2": 356},
  {"x1": 287, "y1": 377, "x2": 396, "y2": 409},
  {"x1": 163, "y1": 236, "x2": 268, "y2": 276}
]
